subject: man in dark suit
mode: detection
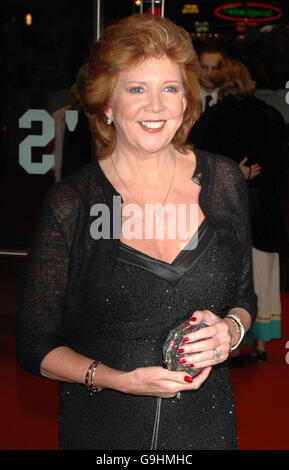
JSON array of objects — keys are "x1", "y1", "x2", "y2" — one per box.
[{"x1": 198, "y1": 45, "x2": 225, "y2": 113}]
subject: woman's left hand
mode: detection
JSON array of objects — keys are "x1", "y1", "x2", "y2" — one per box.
[{"x1": 177, "y1": 310, "x2": 236, "y2": 369}]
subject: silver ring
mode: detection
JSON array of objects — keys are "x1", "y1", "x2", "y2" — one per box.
[
  {"x1": 176, "y1": 392, "x2": 181, "y2": 400},
  {"x1": 213, "y1": 348, "x2": 220, "y2": 361}
]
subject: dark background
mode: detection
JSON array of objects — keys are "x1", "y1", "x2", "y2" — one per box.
[{"x1": 0, "y1": 0, "x2": 288, "y2": 251}]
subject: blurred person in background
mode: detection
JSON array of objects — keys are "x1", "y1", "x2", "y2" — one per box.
[
  {"x1": 198, "y1": 45, "x2": 225, "y2": 113},
  {"x1": 49, "y1": 63, "x2": 92, "y2": 182},
  {"x1": 189, "y1": 58, "x2": 287, "y2": 364}
]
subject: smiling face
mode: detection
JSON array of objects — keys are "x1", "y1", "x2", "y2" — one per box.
[{"x1": 105, "y1": 55, "x2": 187, "y2": 156}]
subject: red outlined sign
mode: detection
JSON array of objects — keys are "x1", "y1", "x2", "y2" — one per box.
[{"x1": 214, "y1": 2, "x2": 282, "y2": 24}]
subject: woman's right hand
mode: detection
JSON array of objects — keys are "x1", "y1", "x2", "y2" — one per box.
[
  {"x1": 39, "y1": 347, "x2": 212, "y2": 398},
  {"x1": 119, "y1": 365, "x2": 212, "y2": 398}
]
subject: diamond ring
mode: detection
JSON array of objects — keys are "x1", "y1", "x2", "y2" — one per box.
[{"x1": 213, "y1": 348, "x2": 220, "y2": 361}]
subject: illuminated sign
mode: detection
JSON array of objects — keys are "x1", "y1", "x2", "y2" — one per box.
[
  {"x1": 147, "y1": 6, "x2": 161, "y2": 15},
  {"x1": 195, "y1": 21, "x2": 209, "y2": 32},
  {"x1": 182, "y1": 4, "x2": 199, "y2": 14},
  {"x1": 214, "y1": 3, "x2": 282, "y2": 24}
]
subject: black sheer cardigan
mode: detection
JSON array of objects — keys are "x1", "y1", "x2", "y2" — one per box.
[{"x1": 15, "y1": 149, "x2": 257, "y2": 376}]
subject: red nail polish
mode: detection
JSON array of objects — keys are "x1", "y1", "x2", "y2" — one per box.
[
  {"x1": 178, "y1": 358, "x2": 187, "y2": 364},
  {"x1": 184, "y1": 376, "x2": 193, "y2": 383},
  {"x1": 190, "y1": 317, "x2": 197, "y2": 322},
  {"x1": 189, "y1": 364, "x2": 195, "y2": 368},
  {"x1": 177, "y1": 348, "x2": 184, "y2": 354},
  {"x1": 182, "y1": 337, "x2": 189, "y2": 343}
]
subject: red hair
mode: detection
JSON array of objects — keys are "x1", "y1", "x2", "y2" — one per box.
[
  {"x1": 215, "y1": 58, "x2": 256, "y2": 100},
  {"x1": 83, "y1": 14, "x2": 201, "y2": 158}
]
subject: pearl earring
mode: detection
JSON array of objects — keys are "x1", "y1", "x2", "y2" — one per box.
[{"x1": 107, "y1": 118, "x2": 113, "y2": 125}]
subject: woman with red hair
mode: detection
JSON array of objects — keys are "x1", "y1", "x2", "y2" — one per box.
[{"x1": 16, "y1": 15, "x2": 256, "y2": 450}]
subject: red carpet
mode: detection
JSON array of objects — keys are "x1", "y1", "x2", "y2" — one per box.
[
  {"x1": 231, "y1": 292, "x2": 289, "y2": 450},
  {"x1": 1, "y1": 294, "x2": 289, "y2": 450}
]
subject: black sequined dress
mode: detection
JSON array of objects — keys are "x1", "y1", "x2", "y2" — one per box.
[{"x1": 59, "y1": 218, "x2": 238, "y2": 450}]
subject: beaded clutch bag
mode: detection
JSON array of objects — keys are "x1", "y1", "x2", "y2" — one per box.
[{"x1": 162, "y1": 320, "x2": 207, "y2": 377}]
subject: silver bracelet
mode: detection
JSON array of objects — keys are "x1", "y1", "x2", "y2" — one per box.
[
  {"x1": 90, "y1": 364, "x2": 102, "y2": 392},
  {"x1": 225, "y1": 313, "x2": 245, "y2": 351}
]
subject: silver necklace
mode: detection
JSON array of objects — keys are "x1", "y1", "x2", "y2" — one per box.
[{"x1": 111, "y1": 150, "x2": 176, "y2": 224}]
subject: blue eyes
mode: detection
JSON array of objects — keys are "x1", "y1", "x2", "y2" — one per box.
[
  {"x1": 130, "y1": 87, "x2": 143, "y2": 93},
  {"x1": 165, "y1": 86, "x2": 178, "y2": 92},
  {"x1": 129, "y1": 86, "x2": 178, "y2": 93}
]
